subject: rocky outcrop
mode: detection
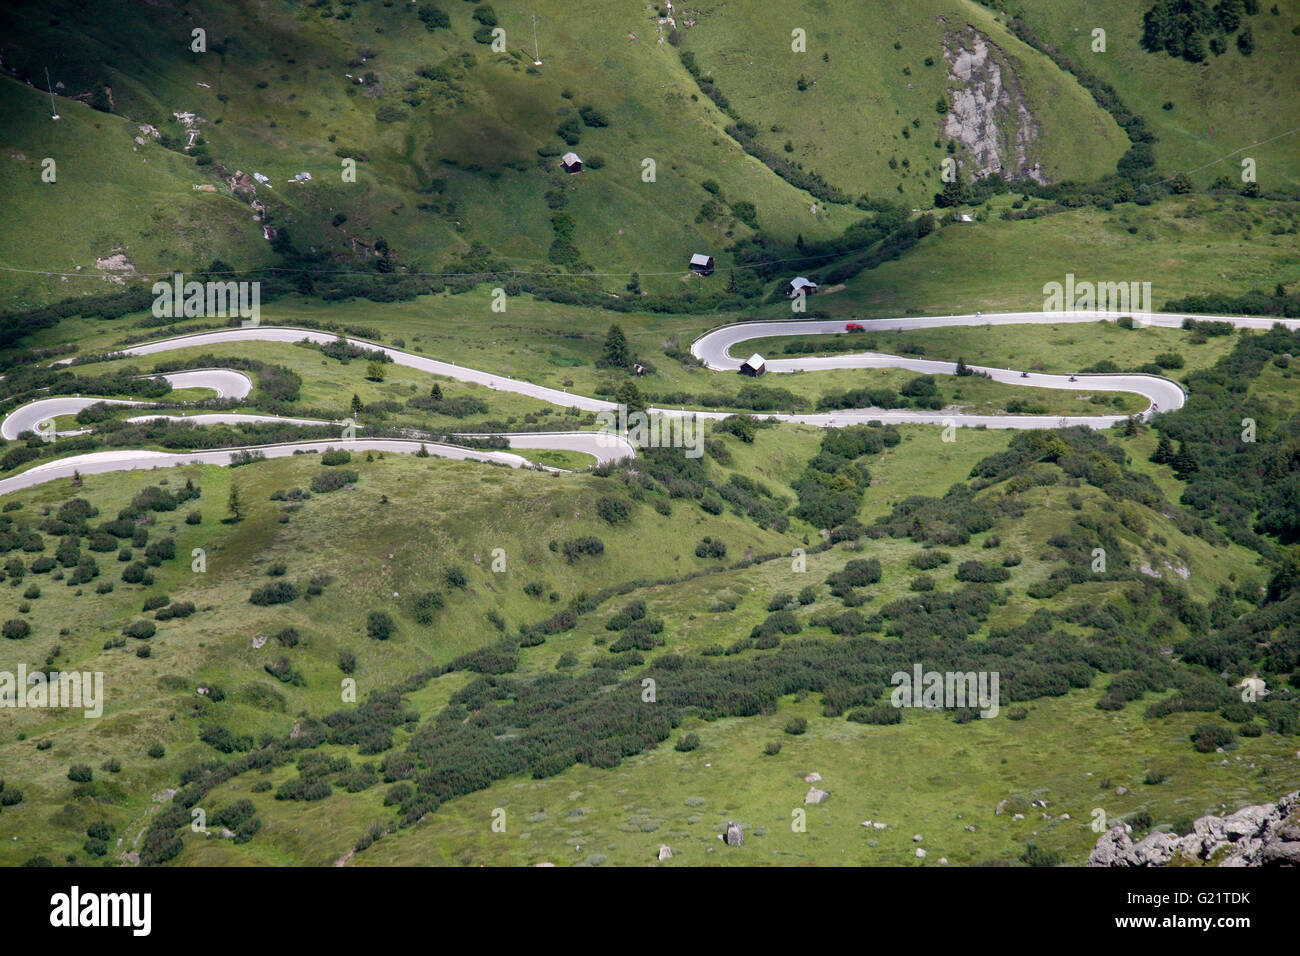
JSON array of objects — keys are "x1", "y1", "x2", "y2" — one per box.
[
  {"x1": 1088, "y1": 791, "x2": 1300, "y2": 867},
  {"x1": 942, "y1": 26, "x2": 1046, "y2": 185}
]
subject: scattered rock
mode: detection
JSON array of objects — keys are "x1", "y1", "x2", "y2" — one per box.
[
  {"x1": 1115, "y1": 786, "x2": 1129, "y2": 796},
  {"x1": 723, "y1": 821, "x2": 744, "y2": 847},
  {"x1": 1088, "y1": 791, "x2": 1300, "y2": 867},
  {"x1": 804, "y1": 772, "x2": 822, "y2": 783},
  {"x1": 915, "y1": 847, "x2": 927, "y2": 859},
  {"x1": 657, "y1": 845, "x2": 672, "y2": 862},
  {"x1": 805, "y1": 787, "x2": 829, "y2": 805}
]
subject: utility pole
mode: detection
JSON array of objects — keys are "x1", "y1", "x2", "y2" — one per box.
[{"x1": 45, "y1": 67, "x2": 60, "y2": 120}]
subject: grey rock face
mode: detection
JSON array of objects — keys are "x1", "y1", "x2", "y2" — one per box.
[{"x1": 1088, "y1": 791, "x2": 1299, "y2": 867}]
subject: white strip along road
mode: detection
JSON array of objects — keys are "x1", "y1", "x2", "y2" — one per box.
[
  {"x1": 0, "y1": 440, "x2": 562, "y2": 498},
  {"x1": 1, "y1": 369, "x2": 253, "y2": 439},
  {"x1": 3, "y1": 311, "x2": 1294, "y2": 494},
  {"x1": 691, "y1": 310, "x2": 1300, "y2": 429}
]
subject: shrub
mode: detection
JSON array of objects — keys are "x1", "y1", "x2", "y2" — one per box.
[
  {"x1": 784, "y1": 716, "x2": 807, "y2": 735},
  {"x1": 249, "y1": 580, "x2": 298, "y2": 605},
  {"x1": 767, "y1": 592, "x2": 794, "y2": 612},
  {"x1": 67, "y1": 764, "x2": 93, "y2": 783},
  {"x1": 367, "y1": 611, "x2": 395, "y2": 640},
  {"x1": 910, "y1": 549, "x2": 951, "y2": 570},
  {"x1": 955, "y1": 561, "x2": 1010, "y2": 583},
  {"x1": 798, "y1": 586, "x2": 817, "y2": 605},
  {"x1": 3, "y1": 619, "x2": 31, "y2": 640},
  {"x1": 310, "y1": 469, "x2": 359, "y2": 493},
  {"x1": 695, "y1": 537, "x2": 727, "y2": 559},
  {"x1": 675, "y1": 733, "x2": 700, "y2": 752},
  {"x1": 320, "y1": 448, "x2": 352, "y2": 466},
  {"x1": 147, "y1": 743, "x2": 165, "y2": 759},
  {"x1": 445, "y1": 567, "x2": 467, "y2": 589},
  {"x1": 1191, "y1": 724, "x2": 1235, "y2": 753},
  {"x1": 763, "y1": 741, "x2": 782, "y2": 756},
  {"x1": 339, "y1": 650, "x2": 357, "y2": 674},
  {"x1": 596, "y1": 495, "x2": 631, "y2": 524},
  {"x1": 846, "y1": 705, "x2": 901, "y2": 725},
  {"x1": 122, "y1": 620, "x2": 156, "y2": 640},
  {"x1": 413, "y1": 590, "x2": 445, "y2": 623},
  {"x1": 1022, "y1": 843, "x2": 1062, "y2": 867},
  {"x1": 562, "y1": 536, "x2": 604, "y2": 562}
]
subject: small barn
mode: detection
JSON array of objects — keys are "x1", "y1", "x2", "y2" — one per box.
[
  {"x1": 689, "y1": 253, "x2": 714, "y2": 276},
  {"x1": 789, "y1": 276, "x2": 818, "y2": 297},
  {"x1": 739, "y1": 353, "x2": 767, "y2": 377},
  {"x1": 560, "y1": 152, "x2": 583, "y2": 174}
]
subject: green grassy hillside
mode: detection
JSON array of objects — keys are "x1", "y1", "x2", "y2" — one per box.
[
  {"x1": 680, "y1": 0, "x2": 1128, "y2": 203},
  {"x1": 1009, "y1": 0, "x2": 1300, "y2": 189}
]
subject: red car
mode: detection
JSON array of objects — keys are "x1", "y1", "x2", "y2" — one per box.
[{"x1": 845, "y1": 322, "x2": 865, "y2": 332}]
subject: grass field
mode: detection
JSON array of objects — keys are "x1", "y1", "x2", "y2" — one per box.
[{"x1": 1013, "y1": 0, "x2": 1300, "y2": 189}]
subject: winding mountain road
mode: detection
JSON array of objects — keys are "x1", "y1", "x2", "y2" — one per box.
[{"x1": 2, "y1": 310, "x2": 1294, "y2": 495}]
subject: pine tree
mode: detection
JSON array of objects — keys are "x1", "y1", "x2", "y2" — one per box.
[
  {"x1": 1171, "y1": 441, "x2": 1199, "y2": 478},
  {"x1": 614, "y1": 380, "x2": 644, "y2": 413},
  {"x1": 1124, "y1": 415, "x2": 1138, "y2": 437},
  {"x1": 955, "y1": 357, "x2": 972, "y2": 377},
  {"x1": 416, "y1": 443, "x2": 430, "y2": 458},
  {"x1": 350, "y1": 394, "x2": 363, "y2": 417},
  {"x1": 227, "y1": 482, "x2": 243, "y2": 522},
  {"x1": 1150, "y1": 432, "x2": 1175, "y2": 464},
  {"x1": 626, "y1": 272, "x2": 640, "y2": 294},
  {"x1": 600, "y1": 324, "x2": 631, "y2": 369},
  {"x1": 726, "y1": 269, "x2": 739, "y2": 294},
  {"x1": 430, "y1": 383, "x2": 443, "y2": 400}
]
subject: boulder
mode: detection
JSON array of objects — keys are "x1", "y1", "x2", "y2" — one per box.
[
  {"x1": 724, "y1": 821, "x2": 744, "y2": 847},
  {"x1": 805, "y1": 787, "x2": 829, "y2": 805}
]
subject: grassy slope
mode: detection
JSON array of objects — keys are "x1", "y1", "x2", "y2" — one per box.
[
  {"x1": 681, "y1": 0, "x2": 1127, "y2": 203},
  {"x1": 0, "y1": 79, "x2": 271, "y2": 311},
  {"x1": 168, "y1": 427, "x2": 1277, "y2": 867},
  {"x1": 828, "y1": 195, "x2": 1300, "y2": 316},
  {"x1": 1016, "y1": 0, "x2": 1300, "y2": 188},
  {"x1": 0, "y1": 448, "x2": 798, "y2": 866},
  {"x1": 0, "y1": 0, "x2": 860, "y2": 306}
]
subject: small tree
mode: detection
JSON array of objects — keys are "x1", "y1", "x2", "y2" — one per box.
[
  {"x1": 430, "y1": 383, "x2": 443, "y2": 400},
  {"x1": 614, "y1": 380, "x2": 644, "y2": 414},
  {"x1": 600, "y1": 324, "x2": 632, "y2": 369},
  {"x1": 955, "y1": 357, "x2": 972, "y2": 376},
  {"x1": 1124, "y1": 415, "x2": 1138, "y2": 437},
  {"x1": 365, "y1": 361, "x2": 386, "y2": 382},
  {"x1": 1150, "y1": 433, "x2": 1175, "y2": 464},
  {"x1": 416, "y1": 443, "x2": 430, "y2": 458},
  {"x1": 626, "y1": 272, "x2": 640, "y2": 294},
  {"x1": 227, "y1": 482, "x2": 243, "y2": 522},
  {"x1": 1171, "y1": 441, "x2": 1199, "y2": 478},
  {"x1": 350, "y1": 394, "x2": 363, "y2": 417}
]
